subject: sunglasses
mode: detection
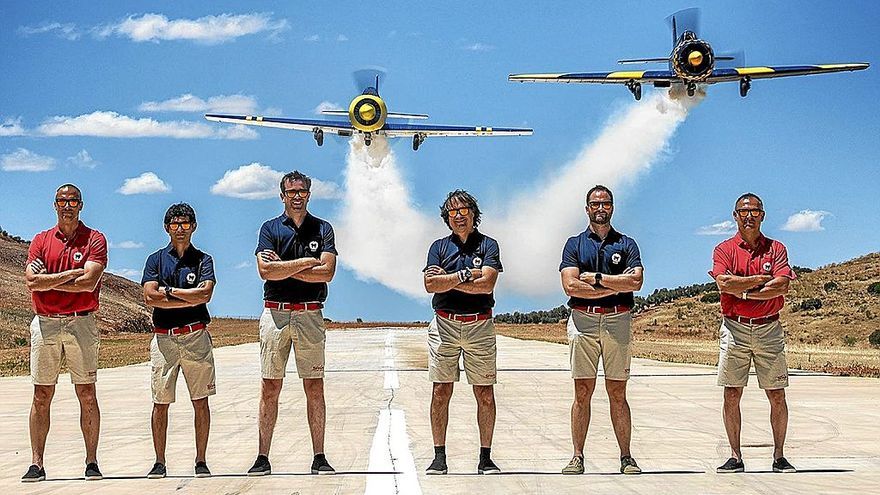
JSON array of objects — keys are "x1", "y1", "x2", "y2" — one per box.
[
  {"x1": 283, "y1": 189, "x2": 311, "y2": 198},
  {"x1": 446, "y1": 207, "x2": 471, "y2": 218},
  {"x1": 588, "y1": 201, "x2": 613, "y2": 210},
  {"x1": 55, "y1": 199, "x2": 81, "y2": 208},
  {"x1": 735, "y1": 209, "x2": 764, "y2": 218},
  {"x1": 167, "y1": 222, "x2": 193, "y2": 231}
]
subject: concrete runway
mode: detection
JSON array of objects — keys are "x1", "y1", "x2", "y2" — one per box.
[{"x1": 2, "y1": 327, "x2": 878, "y2": 494}]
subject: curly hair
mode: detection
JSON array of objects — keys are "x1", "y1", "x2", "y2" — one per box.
[
  {"x1": 279, "y1": 170, "x2": 312, "y2": 192},
  {"x1": 440, "y1": 189, "x2": 481, "y2": 229},
  {"x1": 164, "y1": 203, "x2": 197, "y2": 225}
]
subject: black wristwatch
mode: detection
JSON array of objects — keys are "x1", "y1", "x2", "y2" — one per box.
[
  {"x1": 594, "y1": 272, "x2": 603, "y2": 287},
  {"x1": 165, "y1": 285, "x2": 173, "y2": 298}
]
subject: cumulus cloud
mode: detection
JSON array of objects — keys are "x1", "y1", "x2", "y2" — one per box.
[
  {"x1": 313, "y1": 101, "x2": 343, "y2": 115},
  {"x1": 210, "y1": 162, "x2": 341, "y2": 200},
  {"x1": 67, "y1": 149, "x2": 98, "y2": 169},
  {"x1": 0, "y1": 118, "x2": 27, "y2": 136},
  {"x1": 304, "y1": 34, "x2": 320, "y2": 42},
  {"x1": 463, "y1": 42, "x2": 494, "y2": 51},
  {"x1": 93, "y1": 12, "x2": 289, "y2": 44},
  {"x1": 781, "y1": 210, "x2": 832, "y2": 232},
  {"x1": 18, "y1": 22, "x2": 81, "y2": 40},
  {"x1": 36, "y1": 111, "x2": 257, "y2": 139},
  {"x1": 336, "y1": 34, "x2": 348, "y2": 42},
  {"x1": 1, "y1": 148, "x2": 56, "y2": 172},
  {"x1": 697, "y1": 220, "x2": 737, "y2": 236},
  {"x1": 139, "y1": 94, "x2": 260, "y2": 114},
  {"x1": 109, "y1": 240, "x2": 144, "y2": 249},
  {"x1": 234, "y1": 261, "x2": 253, "y2": 269},
  {"x1": 117, "y1": 172, "x2": 170, "y2": 195}
]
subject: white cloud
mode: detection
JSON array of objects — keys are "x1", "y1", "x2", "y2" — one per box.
[
  {"x1": 94, "y1": 12, "x2": 289, "y2": 44},
  {"x1": 139, "y1": 93, "x2": 260, "y2": 114},
  {"x1": 117, "y1": 172, "x2": 170, "y2": 195},
  {"x1": 336, "y1": 34, "x2": 348, "y2": 42},
  {"x1": 211, "y1": 162, "x2": 341, "y2": 200},
  {"x1": 0, "y1": 118, "x2": 27, "y2": 136},
  {"x1": 463, "y1": 42, "x2": 494, "y2": 52},
  {"x1": 37, "y1": 111, "x2": 257, "y2": 140},
  {"x1": 67, "y1": 149, "x2": 98, "y2": 169},
  {"x1": 696, "y1": 220, "x2": 737, "y2": 236},
  {"x1": 1, "y1": 148, "x2": 56, "y2": 172},
  {"x1": 109, "y1": 240, "x2": 144, "y2": 249},
  {"x1": 107, "y1": 268, "x2": 141, "y2": 280},
  {"x1": 304, "y1": 34, "x2": 319, "y2": 42},
  {"x1": 781, "y1": 210, "x2": 832, "y2": 232},
  {"x1": 313, "y1": 101, "x2": 343, "y2": 115},
  {"x1": 234, "y1": 261, "x2": 253, "y2": 269},
  {"x1": 19, "y1": 22, "x2": 81, "y2": 40}
]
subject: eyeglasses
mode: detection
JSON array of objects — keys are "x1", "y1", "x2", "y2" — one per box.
[
  {"x1": 55, "y1": 199, "x2": 81, "y2": 207},
  {"x1": 167, "y1": 222, "x2": 193, "y2": 231},
  {"x1": 735, "y1": 209, "x2": 764, "y2": 218},
  {"x1": 588, "y1": 201, "x2": 613, "y2": 210},
  {"x1": 446, "y1": 207, "x2": 471, "y2": 218},
  {"x1": 284, "y1": 189, "x2": 311, "y2": 198}
]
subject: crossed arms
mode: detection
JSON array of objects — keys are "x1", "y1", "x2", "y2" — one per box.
[
  {"x1": 256, "y1": 250, "x2": 337, "y2": 283},
  {"x1": 714, "y1": 273, "x2": 790, "y2": 300},
  {"x1": 25, "y1": 258, "x2": 105, "y2": 293},
  {"x1": 561, "y1": 267, "x2": 644, "y2": 300},
  {"x1": 143, "y1": 280, "x2": 215, "y2": 309},
  {"x1": 424, "y1": 266, "x2": 499, "y2": 295}
]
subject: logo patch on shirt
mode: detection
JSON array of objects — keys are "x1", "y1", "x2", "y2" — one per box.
[
  {"x1": 308, "y1": 240, "x2": 319, "y2": 252},
  {"x1": 473, "y1": 257, "x2": 483, "y2": 267},
  {"x1": 72, "y1": 252, "x2": 83, "y2": 263},
  {"x1": 186, "y1": 272, "x2": 197, "y2": 285},
  {"x1": 611, "y1": 252, "x2": 622, "y2": 265},
  {"x1": 762, "y1": 261, "x2": 772, "y2": 273}
]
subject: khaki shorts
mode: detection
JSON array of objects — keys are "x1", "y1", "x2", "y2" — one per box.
[
  {"x1": 150, "y1": 328, "x2": 217, "y2": 404},
  {"x1": 30, "y1": 314, "x2": 99, "y2": 385},
  {"x1": 567, "y1": 310, "x2": 632, "y2": 381},
  {"x1": 718, "y1": 317, "x2": 789, "y2": 389},
  {"x1": 260, "y1": 308, "x2": 326, "y2": 379},
  {"x1": 427, "y1": 315, "x2": 497, "y2": 385}
]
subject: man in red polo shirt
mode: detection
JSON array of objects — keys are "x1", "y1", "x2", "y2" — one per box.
[
  {"x1": 709, "y1": 192, "x2": 797, "y2": 475},
  {"x1": 22, "y1": 184, "x2": 107, "y2": 483}
]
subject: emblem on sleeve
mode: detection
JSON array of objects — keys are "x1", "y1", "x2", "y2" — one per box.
[
  {"x1": 473, "y1": 257, "x2": 483, "y2": 267},
  {"x1": 762, "y1": 261, "x2": 772, "y2": 273},
  {"x1": 186, "y1": 272, "x2": 197, "y2": 285},
  {"x1": 72, "y1": 252, "x2": 84, "y2": 263},
  {"x1": 309, "y1": 240, "x2": 319, "y2": 252},
  {"x1": 611, "y1": 253, "x2": 622, "y2": 264}
]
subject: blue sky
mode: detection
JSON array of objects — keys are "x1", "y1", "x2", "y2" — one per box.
[{"x1": 1, "y1": 1, "x2": 877, "y2": 321}]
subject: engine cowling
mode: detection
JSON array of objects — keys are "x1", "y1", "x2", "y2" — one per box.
[
  {"x1": 672, "y1": 37, "x2": 714, "y2": 81},
  {"x1": 348, "y1": 94, "x2": 387, "y2": 132}
]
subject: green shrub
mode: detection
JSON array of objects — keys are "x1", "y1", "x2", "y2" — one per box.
[
  {"x1": 823, "y1": 281, "x2": 838, "y2": 292},
  {"x1": 843, "y1": 335, "x2": 857, "y2": 347},
  {"x1": 868, "y1": 282, "x2": 880, "y2": 296},
  {"x1": 798, "y1": 298, "x2": 823, "y2": 311},
  {"x1": 700, "y1": 292, "x2": 721, "y2": 303},
  {"x1": 14, "y1": 337, "x2": 28, "y2": 347},
  {"x1": 869, "y1": 330, "x2": 880, "y2": 348}
]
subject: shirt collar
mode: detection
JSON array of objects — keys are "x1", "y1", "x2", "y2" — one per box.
[
  {"x1": 281, "y1": 212, "x2": 312, "y2": 228},
  {"x1": 734, "y1": 232, "x2": 768, "y2": 250},
  {"x1": 587, "y1": 225, "x2": 618, "y2": 243},
  {"x1": 53, "y1": 221, "x2": 86, "y2": 242},
  {"x1": 164, "y1": 242, "x2": 196, "y2": 259},
  {"x1": 450, "y1": 229, "x2": 480, "y2": 247}
]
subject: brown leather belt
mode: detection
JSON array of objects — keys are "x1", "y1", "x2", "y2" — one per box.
[
  {"x1": 726, "y1": 313, "x2": 780, "y2": 326},
  {"x1": 571, "y1": 305, "x2": 631, "y2": 315},
  {"x1": 435, "y1": 310, "x2": 492, "y2": 323},
  {"x1": 265, "y1": 301, "x2": 324, "y2": 311},
  {"x1": 154, "y1": 322, "x2": 206, "y2": 335},
  {"x1": 39, "y1": 310, "x2": 94, "y2": 318}
]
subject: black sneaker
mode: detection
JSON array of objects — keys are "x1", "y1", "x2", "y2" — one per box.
[
  {"x1": 194, "y1": 461, "x2": 211, "y2": 478},
  {"x1": 247, "y1": 455, "x2": 271, "y2": 476},
  {"x1": 85, "y1": 462, "x2": 103, "y2": 481},
  {"x1": 310, "y1": 455, "x2": 335, "y2": 475},
  {"x1": 477, "y1": 457, "x2": 501, "y2": 474},
  {"x1": 21, "y1": 464, "x2": 45, "y2": 483},
  {"x1": 425, "y1": 456, "x2": 448, "y2": 475},
  {"x1": 716, "y1": 457, "x2": 745, "y2": 473},
  {"x1": 147, "y1": 462, "x2": 166, "y2": 479},
  {"x1": 772, "y1": 457, "x2": 797, "y2": 473},
  {"x1": 620, "y1": 455, "x2": 642, "y2": 474}
]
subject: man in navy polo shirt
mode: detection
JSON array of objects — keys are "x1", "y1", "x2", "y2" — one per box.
[
  {"x1": 423, "y1": 189, "x2": 503, "y2": 475},
  {"x1": 141, "y1": 203, "x2": 217, "y2": 479},
  {"x1": 559, "y1": 185, "x2": 644, "y2": 476},
  {"x1": 247, "y1": 170, "x2": 338, "y2": 476}
]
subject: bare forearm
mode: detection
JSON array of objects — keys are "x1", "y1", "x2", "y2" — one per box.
[
  {"x1": 425, "y1": 274, "x2": 462, "y2": 294},
  {"x1": 26, "y1": 271, "x2": 79, "y2": 291},
  {"x1": 717, "y1": 275, "x2": 770, "y2": 294},
  {"x1": 565, "y1": 279, "x2": 617, "y2": 299},
  {"x1": 745, "y1": 278, "x2": 790, "y2": 300},
  {"x1": 291, "y1": 265, "x2": 335, "y2": 283},
  {"x1": 600, "y1": 274, "x2": 643, "y2": 292},
  {"x1": 166, "y1": 287, "x2": 212, "y2": 305},
  {"x1": 260, "y1": 259, "x2": 316, "y2": 281},
  {"x1": 452, "y1": 278, "x2": 496, "y2": 295},
  {"x1": 54, "y1": 276, "x2": 100, "y2": 293}
]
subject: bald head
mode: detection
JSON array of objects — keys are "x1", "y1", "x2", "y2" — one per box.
[{"x1": 56, "y1": 183, "x2": 82, "y2": 199}]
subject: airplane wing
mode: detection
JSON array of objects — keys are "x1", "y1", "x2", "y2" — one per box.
[
  {"x1": 381, "y1": 122, "x2": 532, "y2": 137},
  {"x1": 509, "y1": 70, "x2": 678, "y2": 84},
  {"x1": 707, "y1": 63, "x2": 869, "y2": 82},
  {"x1": 321, "y1": 110, "x2": 430, "y2": 119},
  {"x1": 204, "y1": 114, "x2": 356, "y2": 134}
]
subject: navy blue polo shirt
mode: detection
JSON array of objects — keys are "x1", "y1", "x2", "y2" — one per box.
[
  {"x1": 424, "y1": 230, "x2": 502, "y2": 314},
  {"x1": 142, "y1": 244, "x2": 216, "y2": 329},
  {"x1": 559, "y1": 227, "x2": 642, "y2": 308},
  {"x1": 256, "y1": 212, "x2": 337, "y2": 303}
]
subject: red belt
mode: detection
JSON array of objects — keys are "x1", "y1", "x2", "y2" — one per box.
[
  {"x1": 265, "y1": 301, "x2": 323, "y2": 311},
  {"x1": 435, "y1": 310, "x2": 492, "y2": 323},
  {"x1": 39, "y1": 310, "x2": 93, "y2": 318},
  {"x1": 571, "y1": 305, "x2": 631, "y2": 315},
  {"x1": 154, "y1": 322, "x2": 206, "y2": 335},
  {"x1": 725, "y1": 313, "x2": 780, "y2": 326}
]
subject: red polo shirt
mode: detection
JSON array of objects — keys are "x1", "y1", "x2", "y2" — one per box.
[
  {"x1": 709, "y1": 233, "x2": 796, "y2": 318},
  {"x1": 27, "y1": 222, "x2": 108, "y2": 315}
]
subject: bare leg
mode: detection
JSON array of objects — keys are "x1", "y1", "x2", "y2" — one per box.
[
  {"x1": 258, "y1": 378, "x2": 283, "y2": 456},
  {"x1": 74, "y1": 384, "x2": 100, "y2": 464},
  {"x1": 472, "y1": 385, "x2": 496, "y2": 448},
  {"x1": 606, "y1": 379, "x2": 632, "y2": 457},
  {"x1": 192, "y1": 398, "x2": 210, "y2": 463},
  {"x1": 151, "y1": 403, "x2": 170, "y2": 464},
  {"x1": 303, "y1": 378, "x2": 326, "y2": 454},
  {"x1": 570, "y1": 379, "x2": 596, "y2": 457},
  {"x1": 29, "y1": 385, "x2": 56, "y2": 467},
  {"x1": 765, "y1": 389, "x2": 788, "y2": 459},
  {"x1": 430, "y1": 383, "x2": 454, "y2": 446},
  {"x1": 723, "y1": 387, "x2": 744, "y2": 459}
]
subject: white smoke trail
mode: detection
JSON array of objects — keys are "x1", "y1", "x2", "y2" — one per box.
[
  {"x1": 336, "y1": 136, "x2": 443, "y2": 298},
  {"x1": 494, "y1": 89, "x2": 703, "y2": 294}
]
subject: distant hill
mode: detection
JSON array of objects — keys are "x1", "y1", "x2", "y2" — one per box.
[{"x1": 0, "y1": 228, "x2": 151, "y2": 349}]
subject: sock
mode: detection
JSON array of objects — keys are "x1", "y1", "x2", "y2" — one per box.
[
  {"x1": 480, "y1": 447, "x2": 491, "y2": 460},
  {"x1": 434, "y1": 446, "x2": 446, "y2": 458},
  {"x1": 313, "y1": 453, "x2": 326, "y2": 462}
]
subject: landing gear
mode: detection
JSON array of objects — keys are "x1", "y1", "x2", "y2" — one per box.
[
  {"x1": 412, "y1": 133, "x2": 425, "y2": 151},
  {"x1": 626, "y1": 80, "x2": 642, "y2": 101},
  {"x1": 739, "y1": 76, "x2": 751, "y2": 97},
  {"x1": 364, "y1": 133, "x2": 372, "y2": 146},
  {"x1": 687, "y1": 82, "x2": 697, "y2": 97},
  {"x1": 312, "y1": 128, "x2": 324, "y2": 146}
]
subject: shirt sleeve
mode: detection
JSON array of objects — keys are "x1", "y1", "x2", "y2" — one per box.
[
  {"x1": 424, "y1": 240, "x2": 442, "y2": 272},
  {"x1": 625, "y1": 239, "x2": 643, "y2": 269},
  {"x1": 559, "y1": 237, "x2": 579, "y2": 271},
  {"x1": 708, "y1": 243, "x2": 731, "y2": 279},
  {"x1": 199, "y1": 254, "x2": 217, "y2": 283},
  {"x1": 771, "y1": 242, "x2": 797, "y2": 280},
  {"x1": 141, "y1": 253, "x2": 160, "y2": 285},
  {"x1": 87, "y1": 232, "x2": 108, "y2": 267},
  {"x1": 26, "y1": 232, "x2": 44, "y2": 265},
  {"x1": 255, "y1": 221, "x2": 274, "y2": 255},
  {"x1": 482, "y1": 238, "x2": 503, "y2": 272},
  {"x1": 321, "y1": 223, "x2": 338, "y2": 255}
]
